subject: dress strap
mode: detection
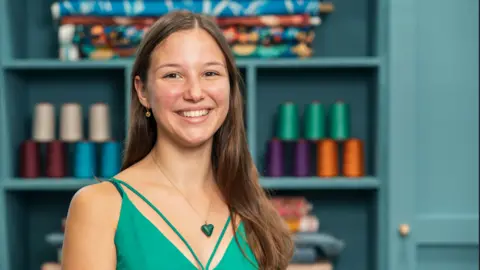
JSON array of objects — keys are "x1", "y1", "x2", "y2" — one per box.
[
  {"x1": 205, "y1": 216, "x2": 231, "y2": 269},
  {"x1": 108, "y1": 178, "x2": 126, "y2": 196},
  {"x1": 109, "y1": 178, "x2": 207, "y2": 269}
]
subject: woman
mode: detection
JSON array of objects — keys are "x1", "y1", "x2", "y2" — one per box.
[{"x1": 61, "y1": 10, "x2": 293, "y2": 270}]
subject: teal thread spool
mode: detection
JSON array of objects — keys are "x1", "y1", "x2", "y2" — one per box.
[
  {"x1": 304, "y1": 101, "x2": 326, "y2": 140},
  {"x1": 73, "y1": 141, "x2": 96, "y2": 178},
  {"x1": 276, "y1": 102, "x2": 299, "y2": 141},
  {"x1": 330, "y1": 101, "x2": 350, "y2": 140},
  {"x1": 100, "y1": 141, "x2": 121, "y2": 178}
]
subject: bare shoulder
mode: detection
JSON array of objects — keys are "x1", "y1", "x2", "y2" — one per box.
[
  {"x1": 61, "y1": 181, "x2": 122, "y2": 269},
  {"x1": 68, "y1": 181, "x2": 122, "y2": 220}
]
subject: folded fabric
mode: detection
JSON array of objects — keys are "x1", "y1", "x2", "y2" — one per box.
[
  {"x1": 223, "y1": 26, "x2": 315, "y2": 46},
  {"x1": 291, "y1": 246, "x2": 317, "y2": 264},
  {"x1": 51, "y1": 0, "x2": 321, "y2": 19},
  {"x1": 293, "y1": 233, "x2": 346, "y2": 258},
  {"x1": 216, "y1": 14, "x2": 321, "y2": 27},
  {"x1": 60, "y1": 14, "x2": 321, "y2": 28},
  {"x1": 231, "y1": 43, "x2": 313, "y2": 58},
  {"x1": 69, "y1": 24, "x2": 147, "y2": 47}
]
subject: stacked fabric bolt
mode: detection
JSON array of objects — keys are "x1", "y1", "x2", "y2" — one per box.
[
  {"x1": 270, "y1": 197, "x2": 345, "y2": 268},
  {"x1": 50, "y1": 0, "x2": 334, "y2": 61}
]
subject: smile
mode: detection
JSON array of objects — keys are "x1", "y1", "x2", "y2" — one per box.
[{"x1": 178, "y1": 109, "x2": 211, "y2": 118}]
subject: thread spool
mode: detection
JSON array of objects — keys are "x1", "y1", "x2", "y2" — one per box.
[
  {"x1": 73, "y1": 141, "x2": 95, "y2": 178},
  {"x1": 304, "y1": 101, "x2": 325, "y2": 140},
  {"x1": 266, "y1": 138, "x2": 283, "y2": 177},
  {"x1": 342, "y1": 138, "x2": 364, "y2": 177},
  {"x1": 60, "y1": 103, "x2": 83, "y2": 142},
  {"x1": 19, "y1": 140, "x2": 41, "y2": 178},
  {"x1": 32, "y1": 103, "x2": 55, "y2": 142},
  {"x1": 100, "y1": 141, "x2": 121, "y2": 178},
  {"x1": 294, "y1": 140, "x2": 310, "y2": 177},
  {"x1": 316, "y1": 139, "x2": 338, "y2": 177},
  {"x1": 46, "y1": 141, "x2": 66, "y2": 177},
  {"x1": 276, "y1": 102, "x2": 299, "y2": 141},
  {"x1": 330, "y1": 101, "x2": 350, "y2": 140},
  {"x1": 89, "y1": 103, "x2": 111, "y2": 142}
]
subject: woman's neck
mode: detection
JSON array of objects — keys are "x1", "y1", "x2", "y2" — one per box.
[{"x1": 150, "y1": 136, "x2": 214, "y2": 191}]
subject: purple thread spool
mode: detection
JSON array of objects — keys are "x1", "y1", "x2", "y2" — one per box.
[
  {"x1": 294, "y1": 139, "x2": 310, "y2": 177},
  {"x1": 266, "y1": 138, "x2": 283, "y2": 177}
]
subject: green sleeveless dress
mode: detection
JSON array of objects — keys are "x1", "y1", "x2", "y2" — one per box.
[{"x1": 108, "y1": 178, "x2": 258, "y2": 270}]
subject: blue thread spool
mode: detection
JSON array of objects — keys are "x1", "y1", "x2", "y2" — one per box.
[
  {"x1": 73, "y1": 141, "x2": 96, "y2": 178},
  {"x1": 100, "y1": 141, "x2": 121, "y2": 178}
]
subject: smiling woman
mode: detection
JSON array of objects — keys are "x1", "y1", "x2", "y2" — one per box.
[{"x1": 60, "y1": 10, "x2": 293, "y2": 270}]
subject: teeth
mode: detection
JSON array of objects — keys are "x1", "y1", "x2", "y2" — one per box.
[{"x1": 181, "y1": 109, "x2": 210, "y2": 118}]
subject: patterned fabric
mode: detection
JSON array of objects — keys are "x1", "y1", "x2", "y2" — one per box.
[
  {"x1": 223, "y1": 26, "x2": 315, "y2": 45},
  {"x1": 52, "y1": 0, "x2": 321, "y2": 18},
  {"x1": 231, "y1": 43, "x2": 313, "y2": 58},
  {"x1": 61, "y1": 14, "x2": 321, "y2": 28}
]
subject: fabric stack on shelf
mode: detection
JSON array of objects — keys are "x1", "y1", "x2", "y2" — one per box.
[
  {"x1": 271, "y1": 196, "x2": 346, "y2": 269},
  {"x1": 50, "y1": 0, "x2": 334, "y2": 61},
  {"x1": 41, "y1": 218, "x2": 65, "y2": 270}
]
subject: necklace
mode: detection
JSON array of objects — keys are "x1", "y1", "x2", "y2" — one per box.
[{"x1": 150, "y1": 153, "x2": 215, "y2": 237}]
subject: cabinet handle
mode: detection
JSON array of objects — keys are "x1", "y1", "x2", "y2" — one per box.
[{"x1": 399, "y1": 224, "x2": 410, "y2": 237}]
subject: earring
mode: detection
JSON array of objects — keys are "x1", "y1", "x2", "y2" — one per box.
[{"x1": 145, "y1": 108, "x2": 151, "y2": 117}]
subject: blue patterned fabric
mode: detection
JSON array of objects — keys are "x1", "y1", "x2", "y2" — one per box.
[{"x1": 52, "y1": 0, "x2": 321, "y2": 19}]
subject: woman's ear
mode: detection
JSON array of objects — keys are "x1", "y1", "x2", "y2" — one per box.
[{"x1": 134, "y1": 75, "x2": 150, "y2": 108}]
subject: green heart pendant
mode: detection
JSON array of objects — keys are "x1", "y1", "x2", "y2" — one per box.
[{"x1": 201, "y1": 223, "x2": 214, "y2": 237}]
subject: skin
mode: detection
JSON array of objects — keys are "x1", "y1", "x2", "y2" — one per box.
[{"x1": 61, "y1": 28, "x2": 236, "y2": 269}]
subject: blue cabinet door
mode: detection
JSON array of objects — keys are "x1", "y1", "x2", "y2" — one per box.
[{"x1": 386, "y1": 0, "x2": 479, "y2": 269}]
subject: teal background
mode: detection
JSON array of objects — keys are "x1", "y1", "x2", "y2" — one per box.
[{"x1": 0, "y1": 0, "x2": 478, "y2": 269}]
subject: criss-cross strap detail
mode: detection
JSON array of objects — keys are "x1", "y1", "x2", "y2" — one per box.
[{"x1": 109, "y1": 178, "x2": 232, "y2": 270}]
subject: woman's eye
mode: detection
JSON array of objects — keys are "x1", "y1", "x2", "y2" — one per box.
[
  {"x1": 164, "y1": 73, "x2": 181, "y2": 79},
  {"x1": 204, "y1": 71, "x2": 219, "y2": 77}
]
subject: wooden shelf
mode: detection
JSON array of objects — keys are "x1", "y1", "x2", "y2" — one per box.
[
  {"x1": 2, "y1": 57, "x2": 380, "y2": 70},
  {"x1": 2, "y1": 177, "x2": 379, "y2": 191},
  {"x1": 2, "y1": 179, "x2": 100, "y2": 191},
  {"x1": 260, "y1": 177, "x2": 379, "y2": 190}
]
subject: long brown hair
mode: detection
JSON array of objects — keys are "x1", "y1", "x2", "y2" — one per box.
[{"x1": 122, "y1": 10, "x2": 293, "y2": 269}]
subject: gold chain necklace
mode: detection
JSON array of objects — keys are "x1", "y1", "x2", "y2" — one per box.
[{"x1": 150, "y1": 152, "x2": 215, "y2": 237}]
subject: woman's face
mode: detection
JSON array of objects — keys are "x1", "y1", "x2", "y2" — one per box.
[{"x1": 135, "y1": 28, "x2": 230, "y2": 147}]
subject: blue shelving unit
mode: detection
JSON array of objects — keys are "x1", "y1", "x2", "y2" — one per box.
[{"x1": 0, "y1": 0, "x2": 389, "y2": 269}]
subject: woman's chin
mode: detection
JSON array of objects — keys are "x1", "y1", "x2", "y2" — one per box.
[{"x1": 175, "y1": 133, "x2": 214, "y2": 148}]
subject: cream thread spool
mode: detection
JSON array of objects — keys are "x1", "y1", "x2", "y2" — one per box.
[
  {"x1": 89, "y1": 103, "x2": 111, "y2": 142},
  {"x1": 60, "y1": 103, "x2": 83, "y2": 142},
  {"x1": 32, "y1": 103, "x2": 55, "y2": 142}
]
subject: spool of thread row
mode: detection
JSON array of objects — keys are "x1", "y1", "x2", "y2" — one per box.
[
  {"x1": 89, "y1": 103, "x2": 112, "y2": 142},
  {"x1": 276, "y1": 102, "x2": 299, "y2": 141},
  {"x1": 19, "y1": 140, "x2": 41, "y2": 178},
  {"x1": 46, "y1": 141, "x2": 66, "y2": 177},
  {"x1": 316, "y1": 139, "x2": 338, "y2": 177},
  {"x1": 342, "y1": 138, "x2": 364, "y2": 177},
  {"x1": 74, "y1": 141, "x2": 95, "y2": 178},
  {"x1": 33, "y1": 103, "x2": 55, "y2": 142},
  {"x1": 60, "y1": 103, "x2": 83, "y2": 142},
  {"x1": 304, "y1": 101, "x2": 326, "y2": 140},
  {"x1": 330, "y1": 101, "x2": 350, "y2": 140},
  {"x1": 100, "y1": 141, "x2": 121, "y2": 178}
]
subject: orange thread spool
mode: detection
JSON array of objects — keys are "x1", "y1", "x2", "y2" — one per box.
[
  {"x1": 342, "y1": 138, "x2": 364, "y2": 177},
  {"x1": 316, "y1": 139, "x2": 338, "y2": 177}
]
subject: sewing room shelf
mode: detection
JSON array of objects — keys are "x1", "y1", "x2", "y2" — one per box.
[
  {"x1": 2, "y1": 57, "x2": 381, "y2": 70},
  {"x1": 0, "y1": 0, "x2": 387, "y2": 269},
  {"x1": 0, "y1": 177, "x2": 380, "y2": 191}
]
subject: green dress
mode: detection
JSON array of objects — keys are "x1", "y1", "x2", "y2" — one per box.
[{"x1": 108, "y1": 178, "x2": 259, "y2": 270}]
